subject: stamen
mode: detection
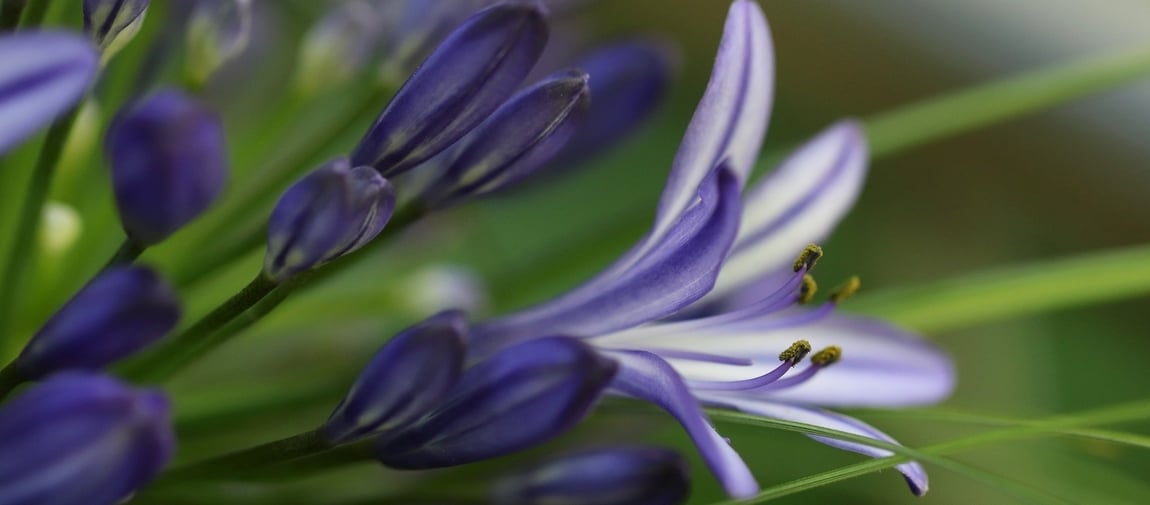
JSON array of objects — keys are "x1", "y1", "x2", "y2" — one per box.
[
  {"x1": 792, "y1": 243, "x2": 824, "y2": 272},
  {"x1": 688, "y1": 340, "x2": 811, "y2": 392},
  {"x1": 811, "y1": 345, "x2": 842, "y2": 366},
  {"x1": 798, "y1": 275, "x2": 817, "y2": 304},
  {"x1": 755, "y1": 345, "x2": 843, "y2": 392},
  {"x1": 829, "y1": 276, "x2": 861, "y2": 303},
  {"x1": 648, "y1": 348, "x2": 753, "y2": 367},
  {"x1": 777, "y1": 340, "x2": 812, "y2": 363}
]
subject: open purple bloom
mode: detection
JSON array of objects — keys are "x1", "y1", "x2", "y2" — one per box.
[
  {"x1": 14, "y1": 266, "x2": 180, "y2": 380},
  {"x1": 106, "y1": 89, "x2": 228, "y2": 246},
  {"x1": 264, "y1": 158, "x2": 396, "y2": 282},
  {"x1": 83, "y1": 0, "x2": 150, "y2": 56},
  {"x1": 492, "y1": 446, "x2": 690, "y2": 505},
  {"x1": 470, "y1": 0, "x2": 954, "y2": 498},
  {"x1": 0, "y1": 374, "x2": 174, "y2": 505},
  {"x1": 323, "y1": 310, "x2": 468, "y2": 444},
  {"x1": 375, "y1": 336, "x2": 617, "y2": 469},
  {"x1": 0, "y1": 33, "x2": 98, "y2": 156},
  {"x1": 350, "y1": 2, "x2": 549, "y2": 176}
]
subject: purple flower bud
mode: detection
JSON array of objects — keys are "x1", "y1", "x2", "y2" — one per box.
[
  {"x1": 375, "y1": 336, "x2": 617, "y2": 469},
  {"x1": 0, "y1": 33, "x2": 98, "y2": 156},
  {"x1": 350, "y1": 2, "x2": 549, "y2": 177},
  {"x1": 13, "y1": 266, "x2": 179, "y2": 380},
  {"x1": 492, "y1": 446, "x2": 691, "y2": 505},
  {"x1": 0, "y1": 374, "x2": 174, "y2": 505},
  {"x1": 296, "y1": 1, "x2": 387, "y2": 95},
  {"x1": 557, "y1": 39, "x2": 675, "y2": 165},
  {"x1": 421, "y1": 69, "x2": 591, "y2": 208},
  {"x1": 322, "y1": 310, "x2": 468, "y2": 444},
  {"x1": 83, "y1": 0, "x2": 150, "y2": 59},
  {"x1": 185, "y1": 0, "x2": 253, "y2": 87},
  {"x1": 264, "y1": 158, "x2": 395, "y2": 282},
  {"x1": 106, "y1": 89, "x2": 228, "y2": 246}
]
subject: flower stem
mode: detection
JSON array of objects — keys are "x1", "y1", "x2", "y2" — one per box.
[
  {"x1": 19, "y1": 0, "x2": 49, "y2": 26},
  {"x1": 0, "y1": 107, "x2": 79, "y2": 353},
  {"x1": 0, "y1": 361, "x2": 25, "y2": 401},
  {"x1": 163, "y1": 429, "x2": 336, "y2": 480},
  {"x1": 102, "y1": 238, "x2": 146, "y2": 271},
  {"x1": 0, "y1": 0, "x2": 27, "y2": 29}
]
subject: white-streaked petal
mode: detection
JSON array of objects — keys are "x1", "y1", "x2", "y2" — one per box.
[
  {"x1": 700, "y1": 397, "x2": 929, "y2": 496},
  {"x1": 709, "y1": 120, "x2": 868, "y2": 301}
]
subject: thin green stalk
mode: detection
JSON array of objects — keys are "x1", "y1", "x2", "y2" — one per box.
[
  {"x1": 102, "y1": 238, "x2": 146, "y2": 271},
  {"x1": 0, "y1": 0, "x2": 27, "y2": 29},
  {"x1": 0, "y1": 107, "x2": 79, "y2": 353},
  {"x1": 0, "y1": 361, "x2": 25, "y2": 400},
  {"x1": 163, "y1": 429, "x2": 333, "y2": 480},
  {"x1": 848, "y1": 243, "x2": 1150, "y2": 332},
  {"x1": 19, "y1": 0, "x2": 49, "y2": 26}
]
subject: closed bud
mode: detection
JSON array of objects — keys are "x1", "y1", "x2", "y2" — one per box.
[
  {"x1": 106, "y1": 89, "x2": 228, "y2": 246},
  {"x1": 14, "y1": 266, "x2": 179, "y2": 380},
  {"x1": 323, "y1": 310, "x2": 468, "y2": 444},
  {"x1": 375, "y1": 337, "x2": 617, "y2": 469},
  {"x1": 0, "y1": 33, "x2": 98, "y2": 156},
  {"x1": 493, "y1": 446, "x2": 691, "y2": 505},
  {"x1": 83, "y1": 0, "x2": 150, "y2": 63},
  {"x1": 295, "y1": 1, "x2": 387, "y2": 96},
  {"x1": 264, "y1": 158, "x2": 396, "y2": 282},
  {"x1": 421, "y1": 69, "x2": 591, "y2": 208},
  {"x1": 557, "y1": 40, "x2": 676, "y2": 166},
  {"x1": 185, "y1": 0, "x2": 253, "y2": 88},
  {"x1": 0, "y1": 374, "x2": 174, "y2": 505},
  {"x1": 350, "y1": 2, "x2": 549, "y2": 177}
]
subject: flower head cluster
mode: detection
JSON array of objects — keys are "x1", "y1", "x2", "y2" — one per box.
[{"x1": 0, "y1": 1, "x2": 954, "y2": 504}]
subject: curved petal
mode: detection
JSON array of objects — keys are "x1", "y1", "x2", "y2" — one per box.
[
  {"x1": 472, "y1": 167, "x2": 742, "y2": 356},
  {"x1": 615, "y1": 312, "x2": 955, "y2": 408},
  {"x1": 710, "y1": 120, "x2": 868, "y2": 301},
  {"x1": 608, "y1": 350, "x2": 758, "y2": 499},
  {"x1": 0, "y1": 33, "x2": 99, "y2": 156},
  {"x1": 701, "y1": 396, "x2": 928, "y2": 496}
]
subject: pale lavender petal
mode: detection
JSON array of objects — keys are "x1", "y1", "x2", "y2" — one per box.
[
  {"x1": 649, "y1": 0, "x2": 772, "y2": 252},
  {"x1": 631, "y1": 312, "x2": 955, "y2": 408},
  {"x1": 710, "y1": 120, "x2": 867, "y2": 301},
  {"x1": 0, "y1": 33, "x2": 98, "y2": 156},
  {"x1": 608, "y1": 350, "x2": 759, "y2": 499},
  {"x1": 701, "y1": 396, "x2": 928, "y2": 496},
  {"x1": 471, "y1": 167, "x2": 742, "y2": 357}
]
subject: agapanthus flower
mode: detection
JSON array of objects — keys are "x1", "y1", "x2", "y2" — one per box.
[
  {"x1": 0, "y1": 32, "x2": 98, "y2": 155},
  {"x1": 461, "y1": 0, "x2": 955, "y2": 497}
]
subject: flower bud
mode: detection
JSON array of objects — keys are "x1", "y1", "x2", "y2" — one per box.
[
  {"x1": 83, "y1": 0, "x2": 150, "y2": 63},
  {"x1": 375, "y1": 336, "x2": 617, "y2": 469},
  {"x1": 350, "y1": 2, "x2": 549, "y2": 177},
  {"x1": 264, "y1": 158, "x2": 395, "y2": 282},
  {"x1": 13, "y1": 266, "x2": 179, "y2": 380},
  {"x1": 106, "y1": 89, "x2": 227, "y2": 246},
  {"x1": 0, "y1": 374, "x2": 174, "y2": 505},
  {"x1": 185, "y1": 0, "x2": 253, "y2": 88},
  {"x1": 492, "y1": 446, "x2": 691, "y2": 505},
  {"x1": 295, "y1": 1, "x2": 387, "y2": 96},
  {"x1": 322, "y1": 310, "x2": 468, "y2": 444},
  {"x1": 421, "y1": 69, "x2": 591, "y2": 208},
  {"x1": 0, "y1": 33, "x2": 98, "y2": 156}
]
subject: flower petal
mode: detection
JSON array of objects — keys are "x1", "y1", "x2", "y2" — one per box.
[
  {"x1": 710, "y1": 120, "x2": 867, "y2": 300},
  {"x1": 472, "y1": 167, "x2": 742, "y2": 356},
  {"x1": 608, "y1": 350, "x2": 758, "y2": 499},
  {"x1": 701, "y1": 397, "x2": 928, "y2": 496},
  {"x1": 0, "y1": 33, "x2": 98, "y2": 156}
]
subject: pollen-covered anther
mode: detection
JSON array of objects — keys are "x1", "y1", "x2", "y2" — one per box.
[
  {"x1": 829, "y1": 276, "x2": 861, "y2": 303},
  {"x1": 798, "y1": 274, "x2": 817, "y2": 304},
  {"x1": 778, "y1": 340, "x2": 812, "y2": 364},
  {"x1": 792, "y1": 243, "x2": 824, "y2": 272},
  {"x1": 811, "y1": 346, "x2": 842, "y2": 367}
]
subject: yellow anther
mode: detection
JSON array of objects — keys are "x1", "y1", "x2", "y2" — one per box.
[
  {"x1": 799, "y1": 275, "x2": 817, "y2": 304},
  {"x1": 792, "y1": 244, "x2": 823, "y2": 272},
  {"x1": 811, "y1": 346, "x2": 842, "y2": 366},
  {"x1": 778, "y1": 340, "x2": 812, "y2": 363},
  {"x1": 829, "y1": 276, "x2": 861, "y2": 303}
]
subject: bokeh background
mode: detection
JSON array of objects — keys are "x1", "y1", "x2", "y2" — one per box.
[{"x1": 7, "y1": 0, "x2": 1150, "y2": 503}]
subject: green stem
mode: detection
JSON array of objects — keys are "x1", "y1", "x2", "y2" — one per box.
[
  {"x1": 19, "y1": 0, "x2": 49, "y2": 27},
  {"x1": 0, "y1": 0, "x2": 27, "y2": 29},
  {"x1": 848, "y1": 243, "x2": 1150, "y2": 332},
  {"x1": 0, "y1": 107, "x2": 79, "y2": 352},
  {"x1": 122, "y1": 273, "x2": 278, "y2": 383},
  {"x1": 163, "y1": 429, "x2": 333, "y2": 480},
  {"x1": 0, "y1": 361, "x2": 26, "y2": 400},
  {"x1": 102, "y1": 238, "x2": 146, "y2": 271}
]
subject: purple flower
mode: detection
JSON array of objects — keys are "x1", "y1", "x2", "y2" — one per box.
[
  {"x1": 418, "y1": 69, "x2": 591, "y2": 208},
  {"x1": 264, "y1": 158, "x2": 396, "y2": 282},
  {"x1": 83, "y1": 0, "x2": 150, "y2": 57},
  {"x1": 322, "y1": 310, "x2": 468, "y2": 444},
  {"x1": 14, "y1": 266, "x2": 179, "y2": 380},
  {"x1": 374, "y1": 336, "x2": 617, "y2": 469},
  {"x1": 0, "y1": 33, "x2": 98, "y2": 156},
  {"x1": 469, "y1": 0, "x2": 954, "y2": 498},
  {"x1": 350, "y1": 2, "x2": 549, "y2": 176},
  {"x1": 0, "y1": 374, "x2": 174, "y2": 505},
  {"x1": 106, "y1": 89, "x2": 228, "y2": 246},
  {"x1": 492, "y1": 446, "x2": 690, "y2": 505}
]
